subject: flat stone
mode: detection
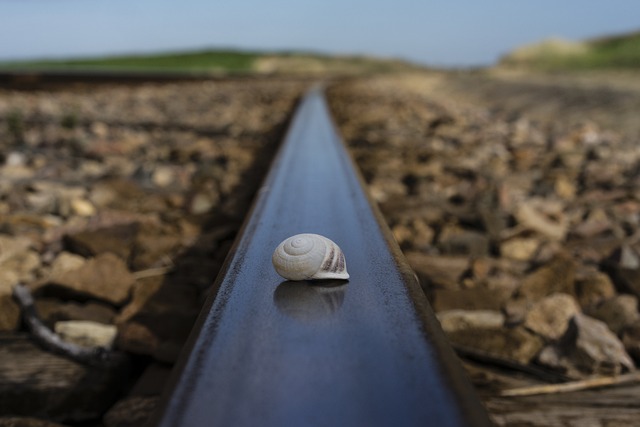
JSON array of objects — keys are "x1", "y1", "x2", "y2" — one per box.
[
  {"x1": 587, "y1": 294, "x2": 639, "y2": 335},
  {"x1": 46, "y1": 253, "x2": 135, "y2": 306},
  {"x1": 405, "y1": 252, "x2": 469, "y2": 290},
  {"x1": 446, "y1": 326, "x2": 544, "y2": 365},
  {"x1": 436, "y1": 310, "x2": 505, "y2": 333},
  {"x1": 0, "y1": 335, "x2": 129, "y2": 422},
  {"x1": 517, "y1": 253, "x2": 576, "y2": 301},
  {"x1": 63, "y1": 223, "x2": 138, "y2": 260},
  {"x1": 524, "y1": 293, "x2": 581, "y2": 340},
  {"x1": 54, "y1": 320, "x2": 118, "y2": 349}
]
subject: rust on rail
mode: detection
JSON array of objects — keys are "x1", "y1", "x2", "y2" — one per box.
[{"x1": 151, "y1": 87, "x2": 492, "y2": 426}]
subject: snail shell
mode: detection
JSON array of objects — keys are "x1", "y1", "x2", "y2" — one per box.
[{"x1": 272, "y1": 234, "x2": 349, "y2": 281}]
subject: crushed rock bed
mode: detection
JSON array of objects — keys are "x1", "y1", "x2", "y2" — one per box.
[
  {"x1": 327, "y1": 73, "x2": 640, "y2": 426},
  {"x1": 0, "y1": 79, "x2": 306, "y2": 426},
  {"x1": 2, "y1": 71, "x2": 640, "y2": 425}
]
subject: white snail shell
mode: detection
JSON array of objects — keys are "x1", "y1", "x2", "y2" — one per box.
[{"x1": 272, "y1": 234, "x2": 349, "y2": 281}]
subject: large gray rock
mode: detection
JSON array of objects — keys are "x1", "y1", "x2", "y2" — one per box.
[
  {"x1": 540, "y1": 314, "x2": 635, "y2": 376},
  {"x1": 572, "y1": 314, "x2": 625, "y2": 365}
]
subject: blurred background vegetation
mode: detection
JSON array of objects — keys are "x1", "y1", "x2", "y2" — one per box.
[
  {"x1": 499, "y1": 30, "x2": 640, "y2": 70},
  {"x1": 1, "y1": 29, "x2": 639, "y2": 74}
]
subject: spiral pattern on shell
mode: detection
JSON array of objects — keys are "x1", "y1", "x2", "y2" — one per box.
[{"x1": 272, "y1": 234, "x2": 349, "y2": 281}]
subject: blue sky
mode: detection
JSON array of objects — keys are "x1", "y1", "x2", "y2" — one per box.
[{"x1": 1, "y1": 0, "x2": 639, "y2": 66}]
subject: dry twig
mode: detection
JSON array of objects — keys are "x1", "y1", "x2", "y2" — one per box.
[
  {"x1": 132, "y1": 266, "x2": 172, "y2": 280},
  {"x1": 12, "y1": 283, "x2": 114, "y2": 366},
  {"x1": 500, "y1": 371, "x2": 640, "y2": 397},
  {"x1": 454, "y1": 344, "x2": 570, "y2": 383}
]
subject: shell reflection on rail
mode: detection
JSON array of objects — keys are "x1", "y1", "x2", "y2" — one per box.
[{"x1": 151, "y1": 88, "x2": 493, "y2": 427}]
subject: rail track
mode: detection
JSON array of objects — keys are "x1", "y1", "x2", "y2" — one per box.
[{"x1": 150, "y1": 87, "x2": 492, "y2": 426}]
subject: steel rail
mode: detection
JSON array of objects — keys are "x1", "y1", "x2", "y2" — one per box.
[{"x1": 151, "y1": 87, "x2": 492, "y2": 427}]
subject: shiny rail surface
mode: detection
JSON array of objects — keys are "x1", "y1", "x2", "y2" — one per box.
[{"x1": 152, "y1": 88, "x2": 492, "y2": 427}]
